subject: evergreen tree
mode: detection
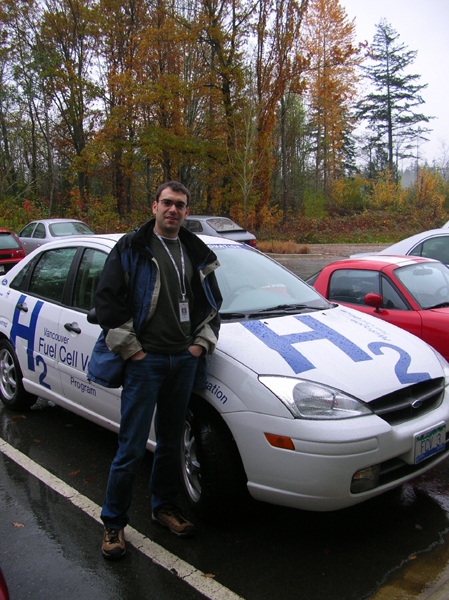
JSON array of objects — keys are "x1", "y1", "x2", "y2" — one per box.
[{"x1": 358, "y1": 19, "x2": 431, "y2": 177}]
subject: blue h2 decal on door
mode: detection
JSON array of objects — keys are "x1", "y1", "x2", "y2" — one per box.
[
  {"x1": 9, "y1": 294, "x2": 52, "y2": 390},
  {"x1": 10, "y1": 294, "x2": 44, "y2": 372}
]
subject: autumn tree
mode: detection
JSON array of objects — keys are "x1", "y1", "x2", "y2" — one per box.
[
  {"x1": 303, "y1": 0, "x2": 361, "y2": 197},
  {"x1": 95, "y1": 0, "x2": 152, "y2": 215},
  {"x1": 253, "y1": 0, "x2": 308, "y2": 223},
  {"x1": 358, "y1": 19, "x2": 431, "y2": 178},
  {"x1": 39, "y1": 0, "x2": 98, "y2": 204}
]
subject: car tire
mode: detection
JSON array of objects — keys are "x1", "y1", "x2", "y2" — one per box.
[
  {"x1": 0, "y1": 339, "x2": 36, "y2": 410},
  {"x1": 180, "y1": 401, "x2": 247, "y2": 514}
]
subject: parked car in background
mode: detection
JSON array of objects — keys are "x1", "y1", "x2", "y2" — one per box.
[
  {"x1": 18, "y1": 219, "x2": 94, "y2": 255},
  {"x1": 309, "y1": 255, "x2": 449, "y2": 361},
  {"x1": 183, "y1": 215, "x2": 257, "y2": 247},
  {"x1": 351, "y1": 229, "x2": 449, "y2": 265},
  {"x1": 0, "y1": 230, "x2": 25, "y2": 275},
  {"x1": 1, "y1": 237, "x2": 449, "y2": 513}
]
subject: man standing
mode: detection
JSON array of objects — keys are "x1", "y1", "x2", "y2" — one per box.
[{"x1": 88, "y1": 181, "x2": 222, "y2": 559}]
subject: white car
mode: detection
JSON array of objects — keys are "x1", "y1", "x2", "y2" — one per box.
[
  {"x1": 351, "y1": 228, "x2": 449, "y2": 265},
  {"x1": 0, "y1": 234, "x2": 449, "y2": 513}
]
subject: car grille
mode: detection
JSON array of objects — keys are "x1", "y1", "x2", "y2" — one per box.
[{"x1": 369, "y1": 377, "x2": 446, "y2": 425}]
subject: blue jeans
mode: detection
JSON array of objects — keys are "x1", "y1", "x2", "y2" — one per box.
[{"x1": 101, "y1": 350, "x2": 199, "y2": 529}]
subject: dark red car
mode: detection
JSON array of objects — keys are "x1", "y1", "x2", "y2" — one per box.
[
  {"x1": 0, "y1": 565, "x2": 9, "y2": 600},
  {"x1": 308, "y1": 255, "x2": 449, "y2": 362},
  {"x1": 0, "y1": 229, "x2": 25, "y2": 275}
]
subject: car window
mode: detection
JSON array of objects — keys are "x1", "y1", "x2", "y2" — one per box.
[
  {"x1": 381, "y1": 277, "x2": 408, "y2": 310},
  {"x1": 184, "y1": 220, "x2": 203, "y2": 233},
  {"x1": 395, "y1": 262, "x2": 449, "y2": 308},
  {"x1": 28, "y1": 248, "x2": 78, "y2": 303},
  {"x1": 328, "y1": 269, "x2": 380, "y2": 305},
  {"x1": 0, "y1": 232, "x2": 22, "y2": 250},
  {"x1": 206, "y1": 218, "x2": 245, "y2": 232},
  {"x1": 410, "y1": 236, "x2": 449, "y2": 263},
  {"x1": 33, "y1": 223, "x2": 46, "y2": 239},
  {"x1": 72, "y1": 248, "x2": 108, "y2": 311},
  {"x1": 49, "y1": 222, "x2": 93, "y2": 236},
  {"x1": 19, "y1": 223, "x2": 36, "y2": 238},
  {"x1": 10, "y1": 261, "x2": 34, "y2": 291}
]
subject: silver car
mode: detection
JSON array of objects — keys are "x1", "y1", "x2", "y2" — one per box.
[
  {"x1": 183, "y1": 215, "x2": 257, "y2": 247},
  {"x1": 18, "y1": 219, "x2": 94, "y2": 255}
]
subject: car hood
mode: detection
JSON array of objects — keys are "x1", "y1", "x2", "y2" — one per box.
[{"x1": 218, "y1": 304, "x2": 444, "y2": 402}]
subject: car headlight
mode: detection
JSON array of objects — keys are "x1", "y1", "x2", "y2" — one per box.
[
  {"x1": 259, "y1": 376, "x2": 373, "y2": 420},
  {"x1": 431, "y1": 348, "x2": 449, "y2": 386}
]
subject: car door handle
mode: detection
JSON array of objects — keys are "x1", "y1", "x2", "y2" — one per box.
[
  {"x1": 16, "y1": 302, "x2": 28, "y2": 312},
  {"x1": 64, "y1": 323, "x2": 81, "y2": 334}
]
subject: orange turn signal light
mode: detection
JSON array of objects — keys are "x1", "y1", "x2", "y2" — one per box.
[{"x1": 264, "y1": 433, "x2": 295, "y2": 450}]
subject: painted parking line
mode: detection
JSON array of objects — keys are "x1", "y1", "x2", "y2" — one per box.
[{"x1": 0, "y1": 437, "x2": 245, "y2": 600}]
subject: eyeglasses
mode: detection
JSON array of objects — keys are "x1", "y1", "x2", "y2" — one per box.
[{"x1": 159, "y1": 199, "x2": 188, "y2": 210}]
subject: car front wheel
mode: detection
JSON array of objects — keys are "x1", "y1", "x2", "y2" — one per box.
[
  {"x1": 180, "y1": 402, "x2": 247, "y2": 514},
  {"x1": 0, "y1": 339, "x2": 36, "y2": 410}
]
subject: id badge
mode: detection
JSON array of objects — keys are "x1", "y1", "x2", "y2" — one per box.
[{"x1": 179, "y1": 300, "x2": 190, "y2": 323}]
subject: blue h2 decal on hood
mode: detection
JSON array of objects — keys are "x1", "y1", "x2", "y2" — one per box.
[{"x1": 242, "y1": 315, "x2": 430, "y2": 385}]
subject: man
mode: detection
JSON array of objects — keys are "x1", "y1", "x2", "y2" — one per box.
[{"x1": 88, "y1": 181, "x2": 222, "y2": 560}]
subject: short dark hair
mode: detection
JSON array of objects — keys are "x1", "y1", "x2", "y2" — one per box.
[{"x1": 155, "y1": 181, "x2": 190, "y2": 206}]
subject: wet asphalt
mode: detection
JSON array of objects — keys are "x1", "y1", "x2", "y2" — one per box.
[{"x1": 4, "y1": 245, "x2": 449, "y2": 600}]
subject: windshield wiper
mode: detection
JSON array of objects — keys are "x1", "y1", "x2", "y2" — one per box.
[
  {"x1": 249, "y1": 303, "x2": 327, "y2": 315},
  {"x1": 220, "y1": 312, "x2": 247, "y2": 320}
]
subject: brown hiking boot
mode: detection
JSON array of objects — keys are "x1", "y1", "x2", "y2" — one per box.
[
  {"x1": 152, "y1": 505, "x2": 195, "y2": 537},
  {"x1": 102, "y1": 527, "x2": 126, "y2": 559}
]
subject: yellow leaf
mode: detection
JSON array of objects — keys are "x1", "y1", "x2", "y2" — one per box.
[
  {"x1": 201, "y1": 574, "x2": 216, "y2": 578},
  {"x1": 12, "y1": 522, "x2": 25, "y2": 527}
]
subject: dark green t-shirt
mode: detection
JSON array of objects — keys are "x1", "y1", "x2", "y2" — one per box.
[{"x1": 139, "y1": 233, "x2": 195, "y2": 354}]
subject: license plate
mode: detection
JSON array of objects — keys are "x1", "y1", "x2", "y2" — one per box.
[
  {"x1": 415, "y1": 423, "x2": 446, "y2": 464},
  {"x1": 0, "y1": 266, "x2": 4, "y2": 273}
]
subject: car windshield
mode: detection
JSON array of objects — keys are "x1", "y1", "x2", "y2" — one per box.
[
  {"x1": 0, "y1": 232, "x2": 21, "y2": 250},
  {"x1": 212, "y1": 244, "x2": 329, "y2": 316},
  {"x1": 394, "y1": 262, "x2": 449, "y2": 309},
  {"x1": 49, "y1": 222, "x2": 94, "y2": 236},
  {"x1": 206, "y1": 218, "x2": 245, "y2": 233}
]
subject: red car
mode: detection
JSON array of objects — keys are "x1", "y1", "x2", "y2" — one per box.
[
  {"x1": 308, "y1": 255, "x2": 449, "y2": 362},
  {"x1": 0, "y1": 229, "x2": 25, "y2": 275},
  {"x1": 0, "y1": 565, "x2": 9, "y2": 600}
]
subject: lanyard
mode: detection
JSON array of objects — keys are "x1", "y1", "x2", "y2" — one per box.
[{"x1": 154, "y1": 231, "x2": 187, "y2": 300}]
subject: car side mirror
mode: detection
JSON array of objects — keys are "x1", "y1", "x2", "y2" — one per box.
[
  {"x1": 364, "y1": 293, "x2": 383, "y2": 312},
  {"x1": 87, "y1": 307, "x2": 98, "y2": 324}
]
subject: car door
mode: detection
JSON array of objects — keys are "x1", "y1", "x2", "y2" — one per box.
[
  {"x1": 327, "y1": 268, "x2": 422, "y2": 338},
  {"x1": 28, "y1": 222, "x2": 47, "y2": 254},
  {"x1": 10, "y1": 246, "x2": 79, "y2": 397},
  {"x1": 19, "y1": 222, "x2": 37, "y2": 255},
  {"x1": 57, "y1": 245, "x2": 122, "y2": 426}
]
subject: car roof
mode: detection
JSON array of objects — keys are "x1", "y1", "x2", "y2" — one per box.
[
  {"x1": 28, "y1": 218, "x2": 89, "y2": 224},
  {"x1": 186, "y1": 215, "x2": 226, "y2": 220},
  {"x1": 21, "y1": 231, "x2": 242, "y2": 252},
  {"x1": 324, "y1": 255, "x2": 439, "y2": 269}
]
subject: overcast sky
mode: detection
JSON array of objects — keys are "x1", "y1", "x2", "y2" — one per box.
[{"x1": 340, "y1": 0, "x2": 449, "y2": 168}]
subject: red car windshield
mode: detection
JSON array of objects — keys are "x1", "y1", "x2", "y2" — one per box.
[{"x1": 395, "y1": 262, "x2": 449, "y2": 309}]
